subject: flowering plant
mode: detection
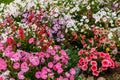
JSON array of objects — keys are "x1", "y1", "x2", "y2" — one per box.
[{"x1": 78, "y1": 48, "x2": 118, "y2": 76}]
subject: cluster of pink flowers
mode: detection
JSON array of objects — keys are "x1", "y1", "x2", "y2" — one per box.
[
  {"x1": 78, "y1": 48, "x2": 118, "y2": 76},
  {"x1": 0, "y1": 44, "x2": 76, "y2": 79}
]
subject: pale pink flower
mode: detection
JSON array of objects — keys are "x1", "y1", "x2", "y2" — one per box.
[
  {"x1": 65, "y1": 72, "x2": 70, "y2": 78},
  {"x1": 70, "y1": 68, "x2": 76, "y2": 75},
  {"x1": 18, "y1": 71, "x2": 25, "y2": 80}
]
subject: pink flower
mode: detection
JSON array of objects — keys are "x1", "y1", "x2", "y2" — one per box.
[
  {"x1": 48, "y1": 62, "x2": 53, "y2": 68},
  {"x1": 92, "y1": 71, "x2": 99, "y2": 76},
  {"x1": 105, "y1": 53, "x2": 110, "y2": 59},
  {"x1": 29, "y1": 56, "x2": 40, "y2": 66},
  {"x1": 0, "y1": 58, "x2": 7, "y2": 71},
  {"x1": 65, "y1": 72, "x2": 70, "y2": 78},
  {"x1": 17, "y1": 42, "x2": 21, "y2": 47},
  {"x1": 99, "y1": 52, "x2": 106, "y2": 58},
  {"x1": 70, "y1": 68, "x2": 76, "y2": 75},
  {"x1": 90, "y1": 48, "x2": 96, "y2": 53},
  {"x1": 21, "y1": 62, "x2": 29, "y2": 72},
  {"x1": 78, "y1": 50, "x2": 84, "y2": 55},
  {"x1": 0, "y1": 43, "x2": 4, "y2": 51},
  {"x1": 70, "y1": 76, "x2": 74, "y2": 80},
  {"x1": 28, "y1": 38, "x2": 34, "y2": 44},
  {"x1": 102, "y1": 67, "x2": 107, "y2": 71},
  {"x1": 90, "y1": 61, "x2": 97, "y2": 66},
  {"x1": 57, "y1": 68, "x2": 63, "y2": 74},
  {"x1": 102, "y1": 59, "x2": 110, "y2": 67},
  {"x1": 11, "y1": 53, "x2": 21, "y2": 62},
  {"x1": 41, "y1": 74, "x2": 47, "y2": 79},
  {"x1": 48, "y1": 73, "x2": 54, "y2": 78},
  {"x1": 63, "y1": 78, "x2": 68, "y2": 80},
  {"x1": 18, "y1": 71, "x2": 25, "y2": 80},
  {"x1": 4, "y1": 51, "x2": 15, "y2": 58},
  {"x1": 81, "y1": 64, "x2": 88, "y2": 71},
  {"x1": 13, "y1": 62, "x2": 20, "y2": 69},
  {"x1": 78, "y1": 58, "x2": 84, "y2": 65},
  {"x1": 91, "y1": 65, "x2": 97, "y2": 71},
  {"x1": 35, "y1": 71, "x2": 41, "y2": 79},
  {"x1": 10, "y1": 78, "x2": 15, "y2": 80},
  {"x1": 38, "y1": 52, "x2": 45, "y2": 58},
  {"x1": 60, "y1": 50, "x2": 67, "y2": 56},
  {"x1": 0, "y1": 76, "x2": 3, "y2": 80},
  {"x1": 54, "y1": 55, "x2": 60, "y2": 61}
]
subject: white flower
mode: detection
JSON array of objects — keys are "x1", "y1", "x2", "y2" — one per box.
[
  {"x1": 102, "y1": 17, "x2": 107, "y2": 22},
  {"x1": 87, "y1": 5, "x2": 91, "y2": 10},
  {"x1": 108, "y1": 32, "x2": 113, "y2": 39}
]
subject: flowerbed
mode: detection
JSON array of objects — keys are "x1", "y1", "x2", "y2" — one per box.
[{"x1": 0, "y1": 0, "x2": 120, "y2": 80}]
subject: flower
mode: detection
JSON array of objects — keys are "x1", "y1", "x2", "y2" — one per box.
[
  {"x1": 13, "y1": 62, "x2": 20, "y2": 69},
  {"x1": 102, "y1": 59, "x2": 110, "y2": 67},
  {"x1": 91, "y1": 65, "x2": 97, "y2": 71},
  {"x1": 70, "y1": 68, "x2": 76, "y2": 75},
  {"x1": 0, "y1": 58, "x2": 7, "y2": 71},
  {"x1": 21, "y1": 62, "x2": 29, "y2": 72},
  {"x1": 28, "y1": 38, "x2": 34, "y2": 44},
  {"x1": 18, "y1": 71, "x2": 25, "y2": 80},
  {"x1": 29, "y1": 56, "x2": 40, "y2": 66},
  {"x1": 48, "y1": 62, "x2": 53, "y2": 68},
  {"x1": 35, "y1": 71, "x2": 41, "y2": 79},
  {"x1": 81, "y1": 64, "x2": 88, "y2": 71},
  {"x1": 90, "y1": 61, "x2": 97, "y2": 66},
  {"x1": 92, "y1": 71, "x2": 99, "y2": 76}
]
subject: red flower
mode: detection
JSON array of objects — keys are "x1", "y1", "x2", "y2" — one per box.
[
  {"x1": 91, "y1": 65, "x2": 97, "y2": 71},
  {"x1": 18, "y1": 27, "x2": 24, "y2": 40},
  {"x1": 81, "y1": 64, "x2": 88, "y2": 71},
  {"x1": 92, "y1": 71, "x2": 99, "y2": 76},
  {"x1": 90, "y1": 61, "x2": 97, "y2": 66},
  {"x1": 99, "y1": 52, "x2": 106, "y2": 58},
  {"x1": 78, "y1": 50, "x2": 84, "y2": 55},
  {"x1": 102, "y1": 59, "x2": 110, "y2": 67},
  {"x1": 7, "y1": 37, "x2": 14, "y2": 45}
]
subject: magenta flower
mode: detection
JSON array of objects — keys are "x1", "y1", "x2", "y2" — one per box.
[
  {"x1": 29, "y1": 56, "x2": 40, "y2": 66},
  {"x1": 0, "y1": 58, "x2": 7, "y2": 71},
  {"x1": 21, "y1": 62, "x2": 29, "y2": 72},
  {"x1": 28, "y1": 38, "x2": 34, "y2": 44},
  {"x1": 13, "y1": 62, "x2": 20, "y2": 69},
  {"x1": 48, "y1": 62, "x2": 53, "y2": 68},
  {"x1": 35, "y1": 71, "x2": 41, "y2": 79}
]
